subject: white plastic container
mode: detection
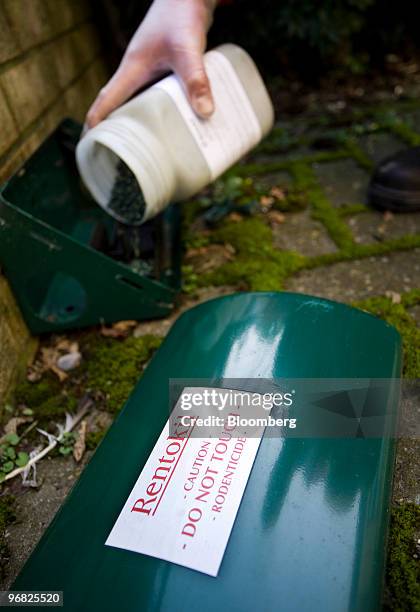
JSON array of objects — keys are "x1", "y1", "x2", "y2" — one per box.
[{"x1": 76, "y1": 44, "x2": 274, "y2": 225}]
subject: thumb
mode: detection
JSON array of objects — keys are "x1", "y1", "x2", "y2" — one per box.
[{"x1": 172, "y1": 50, "x2": 214, "y2": 118}]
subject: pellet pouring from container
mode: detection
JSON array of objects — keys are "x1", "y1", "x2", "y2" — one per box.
[{"x1": 76, "y1": 0, "x2": 274, "y2": 227}]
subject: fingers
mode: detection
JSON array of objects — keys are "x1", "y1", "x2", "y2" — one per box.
[
  {"x1": 172, "y1": 50, "x2": 214, "y2": 118},
  {"x1": 85, "y1": 60, "x2": 152, "y2": 129}
]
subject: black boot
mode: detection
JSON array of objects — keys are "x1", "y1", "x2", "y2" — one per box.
[{"x1": 368, "y1": 146, "x2": 420, "y2": 212}]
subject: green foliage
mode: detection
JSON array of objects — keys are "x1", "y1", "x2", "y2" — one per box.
[
  {"x1": 355, "y1": 290, "x2": 420, "y2": 378},
  {"x1": 202, "y1": 217, "x2": 306, "y2": 291},
  {"x1": 182, "y1": 264, "x2": 200, "y2": 295},
  {"x1": 211, "y1": 0, "x2": 380, "y2": 77},
  {"x1": 13, "y1": 334, "x2": 162, "y2": 425},
  {"x1": 14, "y1": 376, "x2": 61, "y2": 409},
  {"x1": 86, "y1": 429, "x2": 107, "y2": 451},
  {"x1": 385, "y1": 504, "x2": 420, "y2": 611},
  {"x1": 58, "y1": 432, "x2": 76, "y2": 456},
  {"x1": 0, "y1": 435, "x2": 29, "y2": 483},
  {"x1": 14, "y1": 375, "x2": 78, "y2": 424},
  {"x1": 83, "y1": 335, "x2": 162, "y2": 413}
]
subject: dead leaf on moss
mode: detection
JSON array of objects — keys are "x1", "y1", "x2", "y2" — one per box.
[
  {"x1": 270, "y1": 187, "x2": 286, "y2": 201},
  {"x1": 3, "y1": 416, "x2": 32, "y2": 436},
  {"x1": 227, "y1": 212, "x2": 242, "y2": 222},
  {"x1": 267, "y1": 210, "x2": 286, "y2": 226},
  {"x1": 55, "y1": 338, "x2": 79, "y2": 353},
  {"x1": 27, "y1": 364, "x2": 43, "y2": 382},
  {"x1": 73, "y1": 419, "x2": 87, "y2": 462},
  {"x1": 259, "y1": 195, "x2": 275, "y2": 209},
  {"x1": 185, "y1": 245, "x2": 212, "y2": 259},
  {"x1": 100, "y1": 320, "x2": 138, "y2": 338},
  {"x1": 40, "y1": 347, "x2": 68, "y2": 381}
]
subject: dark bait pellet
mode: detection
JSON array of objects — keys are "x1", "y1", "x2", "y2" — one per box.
[{"x1": 107, "y1": 159, "x2": 146, "y2": 225}]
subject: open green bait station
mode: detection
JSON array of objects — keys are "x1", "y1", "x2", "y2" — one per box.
[{"x1": 0, "y1": 119, "x2": 181, "y2": 333}]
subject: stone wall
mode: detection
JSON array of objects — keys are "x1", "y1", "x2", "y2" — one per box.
[{"x1": 0, "y1": 0, "x2": 110, "y2": 405}]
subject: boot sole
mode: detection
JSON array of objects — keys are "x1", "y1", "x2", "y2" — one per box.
[{"x1": 368, "y1": 183, "x2": 420, "y2": 212}]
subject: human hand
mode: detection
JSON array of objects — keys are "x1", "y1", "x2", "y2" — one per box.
[{"x1": 86, "y1": 0, "x2": 217, "y2": 129}]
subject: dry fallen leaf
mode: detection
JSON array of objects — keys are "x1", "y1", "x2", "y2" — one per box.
[
  {"x1": 100, "y1": 320, "x2": 138, "y2": 338},
  {"x1": 73, "y1": 419, "x2": 87, "y2": 462},
  {"x1": 227, "y1": 212, "x2": 242, "y2": 222},
  {"x1": 185, "y1": 245, "x2": 212, "y2": 259},
  {"x1": 27, "y1": 364, "x2": 43, "y2": 382},
  {"x1": 55, "y1": 338, "x2": 79, "y2": 353},
  {"x1": 270, "y1": 187, "x2": 286, "y2": 201},
  {"x1": 267, "y1": 210, "x2": 286, "y2": 225},
  {"x1": 3, "y1": 416, "x2": 32, "y2": 436},
  {"x1": 40, "y1": 347, "x2": 67, "y2": 381},
  {"x1": 259, "y1": 195, "x2": 275, "y2": 208}
]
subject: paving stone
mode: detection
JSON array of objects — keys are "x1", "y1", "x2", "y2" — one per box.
[
  {"x1": 272, "y1": 210, "x2": 338, "y2": 257},
  {"x1": 286, "y1": 249, "x2": 420, "y2": 303},
  {"x1": 392, "y1": 438, "x2": 420, "y2": 505},
  {"x1": 314, "y1": 159, "x2": 370, "y2": 207},
  {"x1": 253, "y1": 171, "x2": 291, "y2": 192},
  {"x1": 2, "y1": 453, "x2": 92, "y2": 589},
  {"x1": 359, "y1": 132, "x2": 405, "y2": 165},
  {"x1": 347, "y1": 211, "x2": 420, "y2": 244}
]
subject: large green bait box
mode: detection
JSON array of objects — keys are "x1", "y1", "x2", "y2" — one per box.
[
  {"x1": 13, "y1": 292, "x2": 401, "y2": 611},
  {"x1": 0, "y1": 119, "x2": 181, "y2": 334}
]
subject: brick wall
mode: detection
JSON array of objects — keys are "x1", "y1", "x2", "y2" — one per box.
[{"x1": 0, "y1": 0, "x2": 110, "y2": 405}]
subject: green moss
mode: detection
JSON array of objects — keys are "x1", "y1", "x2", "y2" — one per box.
[
  {"x1": 83, "y1": 335, "x2": 162, "y2": 413},
  {"x1": 289, "y1": 162, "x2": 356, "y2": 251},
  {"x1": 86, "y1": 429, "x2": 107, "y2": 450},
  {"x1": 401, "y1": 288, "x2": 420, "y2": 309},
  {"x1": 0, "y1": 495, "x2": 16, "y2": 581},
  {"x1": 255, "y1": 126, "x2": 303, "y2": 155},
  {"x1": 338, "y1": 203, "x2": 370, "y2": 216},
  {"x1": 234, "y1": 149, "x2": 348, "y2": 178},
  {"x1": 385, "y1": 503, "x2": 420, "y2": 611},
  {"x1": 354, "y1": 292, "x2": 420, "y2": 377},
  {"x1": 274, "y1": 186, "x2": 309, "y2": 212},
  {"x1": 201, "y1": 217, "x2": 306, "y2": 291},
  {"x1": 14, "y1": 376, "x2": 61, "y2": 408},
  {"x1": 341, "y1": 137, "x2": 374, "y2": 171},
  {"x1": 14, "y1": 375, "x2": 77, "y2": 423},
  {"x1": 34, "y1": 393, "x2": 79, "y2": 420},
  {"x1": 376, "y1": 111, "x2": 420, "y2": 147},
  {"x1": 12, "y1": 334, "x2": 163, "y2": 426},
  {"x1": 389, "y1": 121, "x2": 420, "y2": 147}
]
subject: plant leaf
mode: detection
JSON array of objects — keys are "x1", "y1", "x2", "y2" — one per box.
[
  {"x1": 15, "y1": 452, "x2": 29, "y2": 467},
  {"x1": 6, "y1": 447, "x2": 16, "y2": 460},
  {"x1": 5, "y1": 433, "x2": 19, "y2": 446},
  {"x1": 59, "y1": 446, "x2": 72, "y2": 456},
  {"x1": 2, "y1": 461, "x2": 14, "y2": 472}
]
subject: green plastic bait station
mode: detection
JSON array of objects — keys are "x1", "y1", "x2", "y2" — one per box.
[
  {"x1": 0, "y1": 119, "x2": 181, "y2": 334},
  {"x1": 13, "y1": 292, "x2": 401, "y2": 612}
]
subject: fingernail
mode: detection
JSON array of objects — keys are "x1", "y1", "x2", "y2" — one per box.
[{"x1": 192, "y1": 93, "x2": 214, "y2": 118}]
